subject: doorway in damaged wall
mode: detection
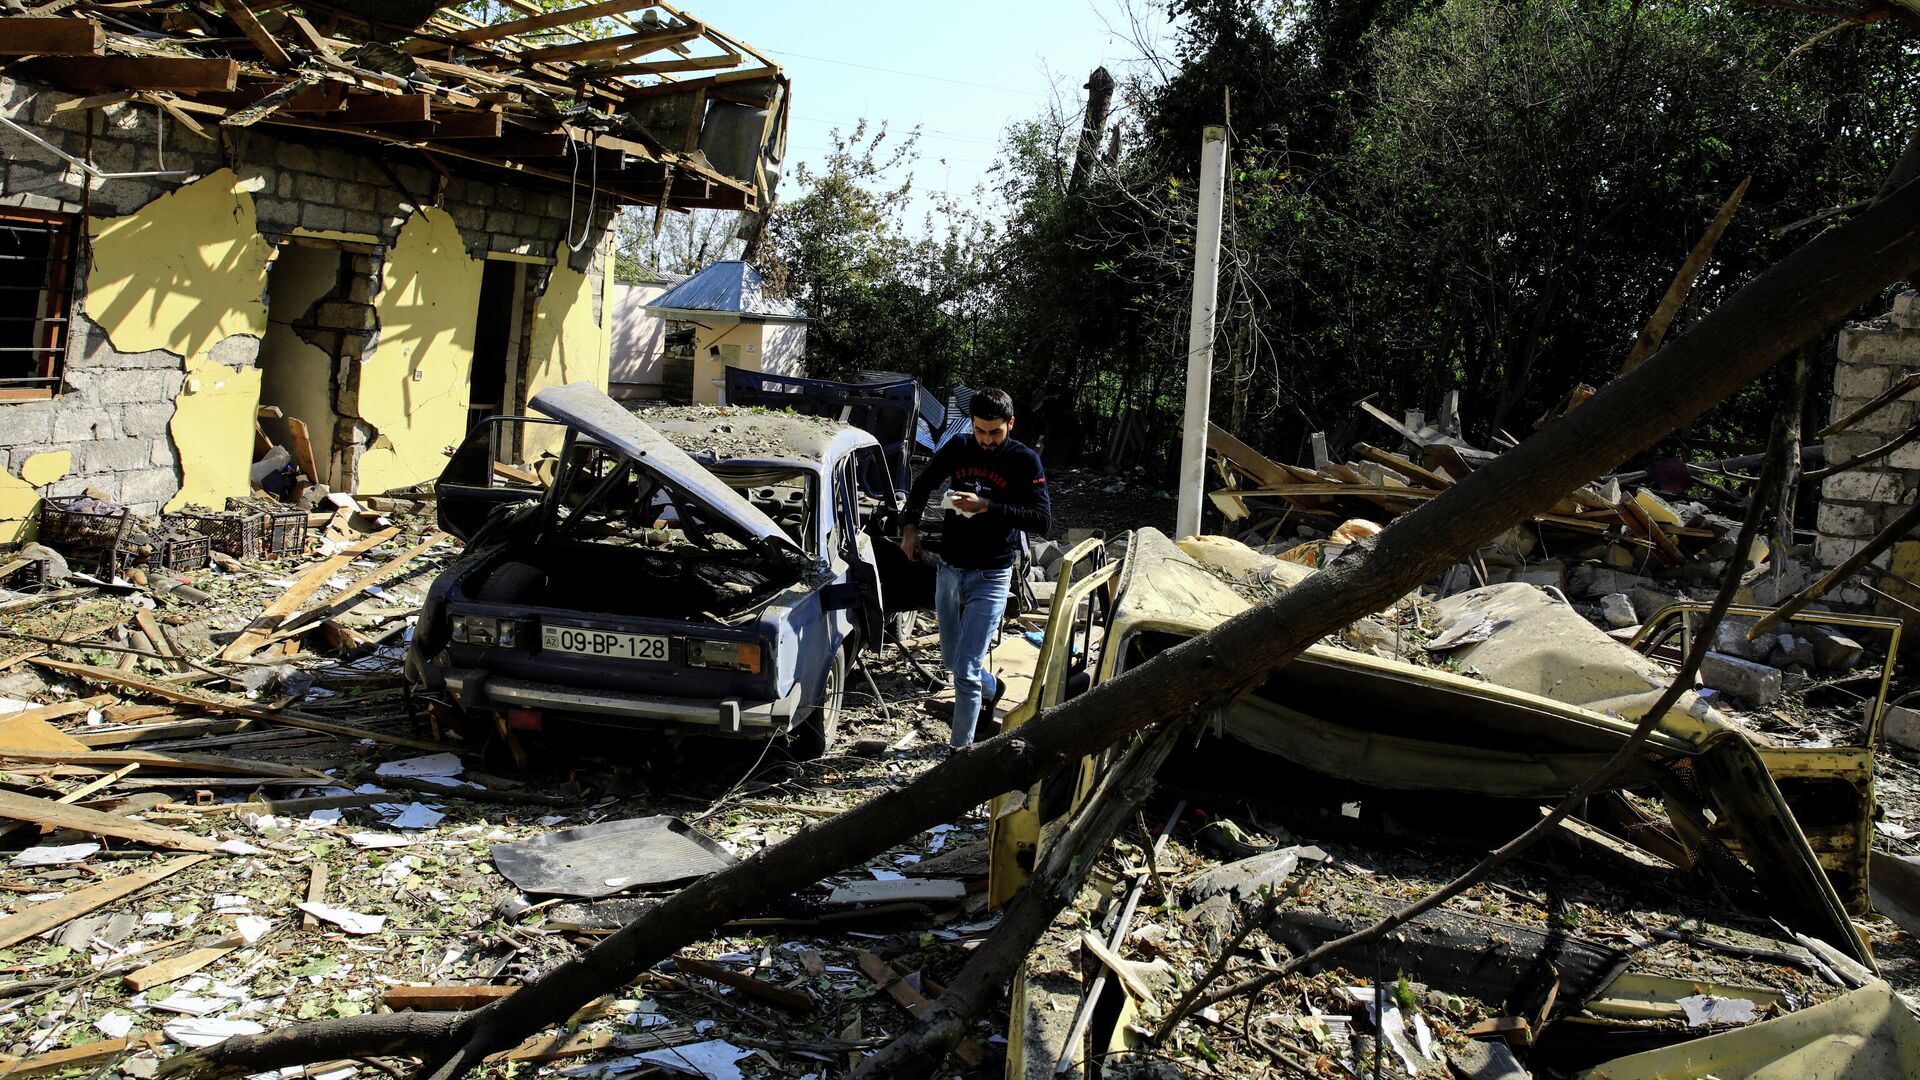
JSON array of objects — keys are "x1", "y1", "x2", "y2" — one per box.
[{"x1": 256, "y1": 238, "x2": 377, "y2": 492}]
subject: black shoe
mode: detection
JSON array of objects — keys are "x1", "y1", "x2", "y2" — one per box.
[{"x1": 976, "y1": 676, "x2": 1008, "y2": 740}]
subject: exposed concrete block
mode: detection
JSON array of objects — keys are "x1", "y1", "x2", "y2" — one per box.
[
  {"x1": 1885, "y1": 705, "x2": 1920, "y2": 754},
  {"x1": 1629, "y1": 583, "x2": 1684, "y2": 624},
  {"x1": 336, "y1": 182, "x2": 377, "y2": 211},
  {"x1": 115, "y1": 402, "x2": 174, "y2": 439},
  {"x1": 0, "y1": 407, "x2": 56, "y2": 446},
  {"x1": 1887, "y1": 441, "x2": 1920, "y2": 470},
  {"x1": 1700, "y1": 652, "x2": 1783, "y2": 706},
  {"x1": 1815, "y1": 534, "x2": 1874, "y2": 570},
  {"x1": 51, "y1": 406, "x2": 117, "y2": 442},
  {"x1": 276, "y1": 141, "x2": 318, "y2": 172},
  {"x1": 1893, "y1": 290, "x2": 1920, "y2": 329},
  {"x1": 1803, "y1": 624, "x2": 1866, "y2": 671},
  {"x1": 302, "y1": 202, "x2": 347, "y2": 232},
  {"x1": 1822, "y1": 468, "x2": 1906, "y2": 504},
  {"x1": 1838, "y1": 326, "x2": 1920, "y2": 366},
  {"x1": 1817, "y1": 501, "x2": 1879, "y2": 539},
  {"x1": 206, "y1": 335, "x2": 260, "y2": 369},
  {"x1": 96, "y1": 368, "x2": 184, "y2": 405},
  {"x1": 1834, "y1": 361, "x2": 1895, "y2": 399},
  {"x1": 294, "y1": 173, "x2": 337, "y2": 205},
  {"x1": 117, "y1": 468, "x2": 177, "y2": 507},
  {"x1": 75, "y1": 437, "x2": 158, "y2": 474},
  {"x1": 1768, "y1": 633, "x2": 1818, "y2": 671},
  {"x1": 342, "y1": 209, "x2": 385, "y2": 239},
  {"x1": 1599, "y1": 593, "x2": 1637, "y2": 629}
]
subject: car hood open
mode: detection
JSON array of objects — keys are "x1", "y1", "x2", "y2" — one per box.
[{"x1": 531, "y1": 382, "x2": 805, "y2": 565}]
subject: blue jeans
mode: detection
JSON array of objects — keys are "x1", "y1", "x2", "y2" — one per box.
[{"x1": 935, "y1": 561, "x2": 1012, "y2": 747}]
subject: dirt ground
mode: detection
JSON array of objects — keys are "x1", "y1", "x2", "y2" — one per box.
[{"x1": 2, "y1": 479, "x2": 1918, "y2": 1080}]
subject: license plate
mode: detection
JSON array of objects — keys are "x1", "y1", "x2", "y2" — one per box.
[{"x1": 541, "y1": 625, "x2": 669, "y2": 661}]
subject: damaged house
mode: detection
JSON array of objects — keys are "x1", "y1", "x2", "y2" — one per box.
[{"x1": 0, "y1": 0, "x2": 789, "y2": 538}]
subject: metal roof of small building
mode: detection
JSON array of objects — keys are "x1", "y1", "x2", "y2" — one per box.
[{"x1": 643, "y1": 260, "x2": 806, "y2": 321}]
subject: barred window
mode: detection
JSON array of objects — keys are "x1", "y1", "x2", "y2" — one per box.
[{"x1": 0, "y1": 207, "x2": 79, "y2": 401}]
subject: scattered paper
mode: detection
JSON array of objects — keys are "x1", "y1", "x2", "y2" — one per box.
[
  {"x1": 217, "y1": 839, "x2": 264, "y2": 856},
  {"x1": 375, "y1": 753, "x2": 463, "y2": 779},
  {"x1": 149, "y1": 995, "x2": 229, "y2": 1017},
  {"x1": 296, "y1": 902, "x2": 386, "y2": 935},
  {"x1": 10, "y1": 842, "x2": 100, "y2": 866},
  {"x1": 234, "y1": 916, "x2": 272, "y2": 945},
  {"x1": 164, "y1": 1018, "x2": 265, "y2": 1048},
  {"x1": 95, "y1": 1011, "x2": 135, "y2": 1039},
  {"x1": 1679, "y1": 994, "x2": 1757, "y2": 1027},
  {"x1": 213, "y1": 895, "x2": 252, "y2": 914},
  {"x1": 869, "y1": 869, "x2": 905, "y2": 881},
  {"x1": 561, "y1": 1040, "x2": 753, "y2": 1080},
  {"x1": 348, "y1": 832, "x2": 414, "y2": 849},
  {"x1": 382, "y1": 802, "x2": 445, "y2": 830}
]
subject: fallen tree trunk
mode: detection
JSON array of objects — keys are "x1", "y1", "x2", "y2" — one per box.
[
  {"x1": 850, "y1": 721, "x2": 1187, "y2": 1078},
  {"x1": 165, "y1": 175, "x2": 1920, "y2": 1080}
]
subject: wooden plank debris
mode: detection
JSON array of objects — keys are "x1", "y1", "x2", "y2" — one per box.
[
  {"x1": 0, "y1": 746, "x2": 323, "y2": 779},
  {"x1": 0, "y1": 854, "x2": 211, "y2": 950},
  {"x1": 220, "y1": 526, "x2": 400, "y2": 660},
  {"x1": 0, "y1": 16, "x2": 104, "y2": 55},
  {"x1": 219, "y1": 0, "x2": 294, "y2": 68},
  {"x1": 853, "y1": 949, "x2": 986, "y2": 1067},
  {"x1": 0, "y1": 787, "x2": 225, "y2": 852},
  {"x1": 673, "y1": 955, "x2": 814, "y2": 1013},
  {"x1": 124, "y1": 934, "x2": 248, "y2": 991},
  {"x1": 0, "y1": 712, "x2": 92, "y2": 753},
  {"x1": 0, "y1": 1033, "x2": 164, "y2": 1078},
  {"x1": 22, "y1": 56, "x2": 239, "y2": 91},
  {"x1": 384, "y1": 985, "x2": 519, "y2": 1011},
  {"x1": 301, "y1": 862, "x2": 327, "y2": 931},
  {"x1": 29, "y1": 658, "x2": 454, "y2": 753},
  {"x1": 273, "y1": 531, "x2": 449, "y2": 635},
  {"x1": 133, "y1": 609, "x2": 187, "y2": 673}
]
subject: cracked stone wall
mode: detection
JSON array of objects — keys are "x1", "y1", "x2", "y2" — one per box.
[
  {"x1": 0, "y1": 74, "x2": 616, "y2": 523},
  {"x1": 1815, "y1": 290, "x2": 1920, "y2": 616}
]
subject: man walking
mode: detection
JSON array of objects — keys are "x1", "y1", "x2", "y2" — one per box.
[{"x1": 901, "y1": 388, "x2": 1051, "y2": 748}]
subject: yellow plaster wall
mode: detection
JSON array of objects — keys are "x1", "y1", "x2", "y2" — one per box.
[
  {"x1": 521, "y1": 256, "x2": 612, "y2": 459},
  {"x1": 355, "y1": 209, "x2": 483, "y2": 495},
  {"x1": 0, "y1": 453, "x2": 72, "y2": 542},
  {"x1": 86, "y1": 169, "x2": 273, "y2": 513},
  {"x1": 87, "y1": 169, "x2": 271, "y2": 360},
  {"x1": 20, "y1": 452, "x2": 71, "y2": 487},
  {"x1": 693, "y1": 322, "x2": 761, "y2": 405},
  {"x1": 166, "y1": 356, "x2": 264, "y2": 511}
]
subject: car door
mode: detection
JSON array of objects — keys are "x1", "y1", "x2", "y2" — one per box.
[
  {"x1": 833, "y1": 452, "x2": 884, "y2": 653},
  {"x1": 437, "y1": 416, "x2": 566, "y2": 542}
]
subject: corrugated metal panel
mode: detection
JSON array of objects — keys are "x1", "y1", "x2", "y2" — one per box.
[{"x1": 644, "y1": 260, "x2": 804, "y2": 320}]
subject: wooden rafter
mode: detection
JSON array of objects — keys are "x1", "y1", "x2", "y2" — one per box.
[
  {"x1": 20, "y1": 56, "x2": 238, "y2": 91},
  {"x1": 218, "y1": 2, "x2": 294, "y2": 69},
  {"x1": 495, "y1": 22, "x2": 704, "y2": 67},
  {"x1": 0, "y1": 16, "x2": 104, "y2": 55},
  {"x1": 446, "y1": 0, "x2": 660, "y2": 44}
]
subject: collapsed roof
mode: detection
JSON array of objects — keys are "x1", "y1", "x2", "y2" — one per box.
[{"x1": 0, "y1": 0, "x2": 789, "y2": 214}]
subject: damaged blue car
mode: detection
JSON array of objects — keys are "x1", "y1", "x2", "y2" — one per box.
[{"x1": 406, "y1": 382, "x2": 902, "y2": 759}]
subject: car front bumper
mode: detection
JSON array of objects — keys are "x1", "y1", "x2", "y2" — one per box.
[{"x1": 416, "y1": 652, "x2": 802, "y2": 735}]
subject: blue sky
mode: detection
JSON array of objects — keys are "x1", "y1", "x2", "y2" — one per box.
[{"x1": 714, "y1": 0, "x2": 1172, "y2": 222}]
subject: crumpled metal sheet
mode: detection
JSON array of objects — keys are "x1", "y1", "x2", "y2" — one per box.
[
  {"x1": 1578, "y1": 980, "x2": 1920, "y2": 1079},
  {"x1": 491, "y1": 816, "x2": 736, "y2": 898}
]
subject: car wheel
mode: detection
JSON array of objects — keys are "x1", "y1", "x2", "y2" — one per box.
[
  {"x1": 792, "y1": 646, "x2": 846, "y2": 760},
  {"x1": 889, "y1": 610, "x2": 920, "y2": 647}
]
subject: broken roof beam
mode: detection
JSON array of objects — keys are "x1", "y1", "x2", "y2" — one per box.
[
  {"x1": 0, "y1": 16, "x2": 103, "y2": 55},
  {"x1": 217, "y1": 2, "x2": 293, "y2": 68},
  {"x1": 340, "y1": 93, "x2": 434, "y2": 125},
  {"x1": 410, "y1": 111, "x2": 506, "y2": 140},
  {"x1": 620, "y1": 65, "x2": 779, "y2": 98},
  {"x1": 592, "y1": 51, "x2": 739, "y2": 78},
  {"x1": 19, "y1": 56, "x2": 239, "y2": 92},
  {"x1": 502, "y1": 22, "x2": 706, "y2": 67},
  {"x1": 446, "y1": 0, "x2": 661, "y2": 44}
]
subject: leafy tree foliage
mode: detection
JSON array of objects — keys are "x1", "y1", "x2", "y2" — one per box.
[{"x1": 761, "y1": 0, "x2": 1918, "y2": 470}]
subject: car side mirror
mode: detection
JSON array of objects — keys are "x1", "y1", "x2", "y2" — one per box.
[{"x1": 821, "y1": 582, "x2": 864, "y2": 612}]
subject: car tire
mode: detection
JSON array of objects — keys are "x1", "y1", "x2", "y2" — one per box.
[{"x1": 791, "y1": 646, "x2": 846, "y2": 760}]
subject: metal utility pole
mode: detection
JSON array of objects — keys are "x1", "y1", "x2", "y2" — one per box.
[{"x1": 1176, "y1": 124, "x2": 1228, "y2": 539}]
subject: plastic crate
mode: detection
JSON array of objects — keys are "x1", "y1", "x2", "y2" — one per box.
[
  {"x1": 156, "y1": 536, "x2": 211, "y2": 571},
  {"x1": 40, "y1": 495, "x2": 131, "y2": 573},
  {"x1": 172, "y1": 509, "x2": 264, "y2": 559},
  {"x1": 263, "y1": 509, "x2": 307, "y2": 556}
]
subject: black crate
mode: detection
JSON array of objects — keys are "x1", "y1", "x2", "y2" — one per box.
[
  {"x1": 40, "y1": 496, "x2": 131, "y2": 573},
  {"x1": 173, "y1": 509, "x2": 264, "y2": 559},
  {"x1": 263, "y1": 510, "x2": 307, "y2": 556},
  {"x1": 156, "y1": 536, "x2": 212, "y2": 571}
]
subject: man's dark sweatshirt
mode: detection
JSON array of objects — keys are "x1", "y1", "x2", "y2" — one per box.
[{"x1": 904, "y1": 437, "x2": 1051, "y2": 571}]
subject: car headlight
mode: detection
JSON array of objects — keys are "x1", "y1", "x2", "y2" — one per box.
[
  {"x1": 687, "y1": 639, "x2": 761, "y2": 673},
  {"x1": 450, "y1": 615, "x2": 518, "y2": 647}
]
